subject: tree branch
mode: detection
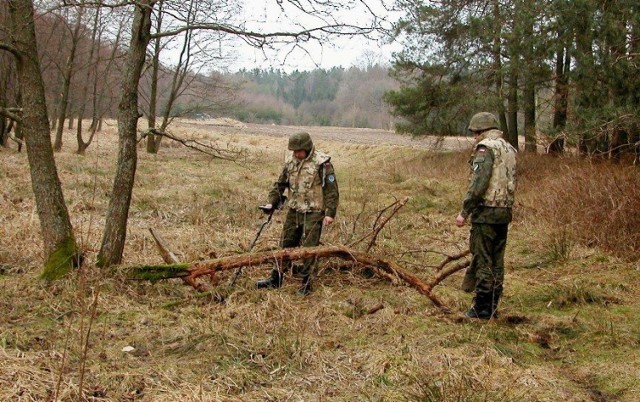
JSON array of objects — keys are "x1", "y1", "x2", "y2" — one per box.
[
  {"x1": 0, "y1": 43, "x2": 22, "y2": 60},
  {"x1": 0, "y1": 108, "x2": 22, "y2": 124},
  {"x1": 138, "y1": 128, "x2": 244, "y2": 160},
  {"x1": 128, "y1": 245, "x2": 450, "y2": 310}
]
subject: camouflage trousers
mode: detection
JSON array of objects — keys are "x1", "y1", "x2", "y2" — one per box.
[
  {"x1": 462, "y1": 223, "x2": 509, "y2": 296},
  {"x1": 279, "y1": 209, "x2": 324, "y2": 277}
]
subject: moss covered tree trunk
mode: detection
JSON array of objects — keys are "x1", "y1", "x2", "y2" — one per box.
[
  {"x1": 97, "y1": 0, "x2": 155, "y2": 267},
  {"x1": 8, "y1": 0, "x2": 77, "y2": 279}
]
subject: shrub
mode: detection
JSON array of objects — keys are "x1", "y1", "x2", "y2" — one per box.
[{"x1": 519, "y1": 155, "x2": 640, "y2": 261}]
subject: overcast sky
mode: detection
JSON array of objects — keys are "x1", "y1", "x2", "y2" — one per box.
[{"x1": 228, "y1": 0, "x2": 401, "y2": 71}]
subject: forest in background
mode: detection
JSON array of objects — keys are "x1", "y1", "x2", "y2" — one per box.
[
  {"x1": 386, "y1": 0, "x2": 640, "y2": 158},
  {"x1": 228, "y1": 67, "x2": 398, "y2": 130}
]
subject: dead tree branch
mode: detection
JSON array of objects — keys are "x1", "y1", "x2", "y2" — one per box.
[
  {"x1": 128, "y1": 244, "x2": 450, "y2": 310},
  {"x1": 138, "y1": 128, "x2": 244, "y2": 160},
  {"x1": 148, "y1": 228, "x2": 206, "y2": 292},
  {"x1": 427, "y1": 259, "x2": 470, "y2": 290},
  {"x1": 348, "y1": 197, "x2": 409, "y2": 251},
  {"x1": 436, "y1": 250, "x2": 471, "y2": 271}
]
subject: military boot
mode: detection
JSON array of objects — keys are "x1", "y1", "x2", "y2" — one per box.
[
  {"x1": 256, "y1": 269, "x2": 283, "y2": 289},
  {"x1": 490, "y1": 288, "x2": 502, "y2": 319},
  {"x1": 465, "y1": 292, "x2": 493, "y2": 320},
  {"x1": 297, "y1": 275, "x2": 312, "y2": 296}
]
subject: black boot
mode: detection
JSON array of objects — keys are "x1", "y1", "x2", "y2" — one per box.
[
  {"x1": 297, "y1": 275, "x2": 312, "y2": 296},
  {"x1": 465, "y1": 291, "x2": 493, "y2": 320},
  {"x1": 490, "y1": 288, "x2": 502, "y2": 319},
  {"x1": 256, "y1": 269, "x2": 283, "y2": 289}
]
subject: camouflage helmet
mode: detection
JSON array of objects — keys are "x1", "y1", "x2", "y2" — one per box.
[
  {"x1": 468, "y1": 112, "x2": 499, "y2": 132},
  {"x1": 288, "y1": 131, "x2": 313, "y2": 152}
]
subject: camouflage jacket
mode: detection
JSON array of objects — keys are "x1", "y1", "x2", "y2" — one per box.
[
  {"x1": 268, "y1": 147, "x2": 339, "y2": 217},
  {"x1": 461, "y1": 130, "x2": 517, "y2": 224}
]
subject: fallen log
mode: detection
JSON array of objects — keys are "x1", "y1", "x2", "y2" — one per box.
[
  {"x1": 148, "y1": 228, "x2": 207, "y2": 292},
  {"x1": 128, "y1": 244, "x2": 457, "y2": 310}
]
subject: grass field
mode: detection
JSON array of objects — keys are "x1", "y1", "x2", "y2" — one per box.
[{"x1": 1, "y1": 120, "x2": 639, "y2": 401}]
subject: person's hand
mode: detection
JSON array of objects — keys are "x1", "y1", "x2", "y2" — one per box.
[
  {"x1": 258, "y1": 204, "x2": 273, "y2": 213},
  {"x1": 323, "y1": 216, "x2": 334, "y2": 226},
  {"x1": 455, "y1": 214, "x2": 466, "y2": 227}
]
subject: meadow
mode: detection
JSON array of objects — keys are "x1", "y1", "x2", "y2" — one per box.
[{"x1": 1, "y1": 120, "x2": 639, "y2": 401}]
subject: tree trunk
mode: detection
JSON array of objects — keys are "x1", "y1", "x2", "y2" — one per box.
[
  {"x1": 97, "y1": 0, "x2": 155, "y2": 267},
  {"x1": 146, "y1": 3, "x2": 162, "y2": 154},
  {"x1": 506, "y1": 64, "x2": 518, "y2": 149},
  {"x1": 492, "y1": 0, "x2": 508, "y2": 133},
  {"x1": 523, "y1": 6, "x2": 536, "y2": 153},
  {"x1": 0, "y1": 95, "x2": 6, "y2": 148},
  {"x1": 573, "y1": 2, "x2": 597, "y2": 156},
  {"x1": 53, "y1": 5, "x2": 84, "y2": 151},
  {"x1": 8, "y1": 0, "x2": 78, "y2": 279},
  {"x1": 549, "y1": 34, "x2": 570, "y2": 155},
  {"x1": 76, "y1": 7, "x2": 100, "y2": 155}
]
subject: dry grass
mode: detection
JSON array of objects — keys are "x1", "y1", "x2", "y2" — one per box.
[
  {"x1": 517, "y1": 154, "x2": 640, "y2": 261},
  {"x1": 1, "y1": 122, "x2": 639, "y2": 401}
]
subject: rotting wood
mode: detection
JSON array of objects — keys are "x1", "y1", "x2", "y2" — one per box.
[
  {"x1": 148, "y1": 228, "x2": 206, "y2": 292},
  {"x1": 130, "y1": 244, "x2": 467, "y2": 311}
]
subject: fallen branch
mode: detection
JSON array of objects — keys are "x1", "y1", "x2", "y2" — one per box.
[
  {"x1": 367, "y1": 303, "x2": 384, "y2": 315},
  {"x1": 348, "y1": 197, "x2": 409, "y2": 252},
  {"x1": 148, "y1": 228, "x2": 207, "y2": 292},
  {"x1": 128, "y1": 244, "x2": 450, "y2": 310},
  {"x1": 427, "y1": 259, "x2": 470, "y2": 289},
  {"x1": 436, "y1": 250, "x2": 470, "y2": 271}
]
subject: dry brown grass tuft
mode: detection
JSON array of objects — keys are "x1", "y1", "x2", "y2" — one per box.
[{"x1": 518, "y1": 155, "x2": 640, "y2": 261}]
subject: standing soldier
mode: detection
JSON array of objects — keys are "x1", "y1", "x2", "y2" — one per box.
[
  {"x1": 256, "y1": 132, "x2": 339, "y2": 295},
  {"x1": 456, "y1": 112, "x2": 517, "y2": 319}
]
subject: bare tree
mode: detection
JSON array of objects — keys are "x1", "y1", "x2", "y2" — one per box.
[
  {"x1": 1, "y1": 0, "x2": 78, "y2": 279},
  {"x1": 53, "y1": 2, "x2": 85, "y2": 151}
]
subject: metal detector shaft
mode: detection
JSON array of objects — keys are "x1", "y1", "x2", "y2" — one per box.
[{"x1": 229, "y1": 209, "x2": 276, "y2": 286}]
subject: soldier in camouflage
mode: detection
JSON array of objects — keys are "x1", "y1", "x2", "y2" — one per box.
[
  {"x1": 456, "y1": 112, "x2": 517, "y2": 319},
  {"x1": 256, "y1": 132, "x2": 339, "y2": 295}
]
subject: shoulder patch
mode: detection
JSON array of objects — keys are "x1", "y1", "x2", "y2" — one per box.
[{"x1": 327, "y1": 174, "x2": 336, "y2": 183}]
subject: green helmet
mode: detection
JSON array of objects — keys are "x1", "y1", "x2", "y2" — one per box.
[
  {"x1": 288, "y1": 131, "x2": 313, "y2": 152},
  {"x1": 468, "y1": 112, "x2": 499, "y2": 132}
]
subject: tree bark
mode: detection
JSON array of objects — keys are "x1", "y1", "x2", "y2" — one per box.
[
  {"x1": 506, "y1": 63, "x2": 518, "y2": 148},
  {"x1": 146, "y1": 2, "x2": 162, "y2": 154},
  {"x1": 522, "y1": 4, "x2": 537, "y2": 153},
  {"x1": 97, "y1": 0, "x2": 155, "y2": 267},
  {"x1": 549, "y1": 32, "x2": 570, "y2": 155},
  {"x1": 8, "y1": 0, "x2": 77, "y2": 279},
  {"x1": 76, "y1": 7, "x2": 100, "y2": 155},
  {"x1": 53, "y1": 5, "x2": 85, "y2": 151},
  {"x1": 492, "y1": 0, "x2": 508, "y2": 133}
]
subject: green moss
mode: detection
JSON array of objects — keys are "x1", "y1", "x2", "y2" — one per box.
[
  {"x1": 41, "y1": 236, "x2": 77, "y2": 281},
  {"x1": 128, "y1": 264, "x2": 191, "y2": 282}
]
